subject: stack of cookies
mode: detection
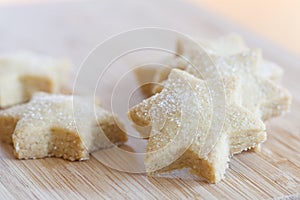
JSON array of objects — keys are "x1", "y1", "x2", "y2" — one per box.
[{"x1": 129, "y1": 34, "x2": 292, "y2": 183}]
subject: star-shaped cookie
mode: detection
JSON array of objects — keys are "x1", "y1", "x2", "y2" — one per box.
[
  {"x1": 129, "y1": 69, "x2": 266, "y2": 182},
  {"x1": 153, "y1": 47, "x2": 291, "y2": 121},
  {"x1": 0, "y1": 93, "x2": 127, "y2": 161},
  {"x1": 0, "y1": 52, "x2": 70, "y2": 108},
  {"x1": 182, "y1": 49, "x2": 291, "y2": 121}
]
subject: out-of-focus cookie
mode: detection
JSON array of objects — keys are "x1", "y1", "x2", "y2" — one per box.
[
  {"x1": 0, "y1": 52, "x2": 70, "y2": 108},
  {"x1": 178, "y1": 33, "x2": 283, "y2": 82}
]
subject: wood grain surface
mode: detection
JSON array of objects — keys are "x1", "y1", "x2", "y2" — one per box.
[{"x1": 0, "y1": 0, "x2": 299, "y2": 199}]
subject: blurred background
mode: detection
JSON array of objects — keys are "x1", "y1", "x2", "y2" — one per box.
[{"x1": 0, "y1": 0, "x2": 299, "y2": 56}]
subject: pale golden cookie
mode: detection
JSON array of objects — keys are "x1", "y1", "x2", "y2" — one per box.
[
  {"x1": 0, "y1": 52, "x2": 70, "y2": 108},
  {"x1": 0, "y1": 93, "x2": 127, "y2": 161},
  {"x1": 178, "y1": 33, "x2": 283, "y2": 81},
  {"x1": 183, "y1": 49, "x2": 291, "y2": 121},
  {"x1": 152, "y1": 48, "x2": 291, "y2": 121},
  {"x1": 129, "y1": 69, "x2": 266, "y2": 183}
]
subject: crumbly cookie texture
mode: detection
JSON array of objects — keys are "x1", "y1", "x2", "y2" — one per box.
[
  {"x1": 0, "y1": 52, "x2": 70, "y2": 108},
  {"x1": 129, "y1": 69, "x2": 266, "y2": 183},
  {"x1": 0, "y1": 93, "x2": 127, "y2": 161}
]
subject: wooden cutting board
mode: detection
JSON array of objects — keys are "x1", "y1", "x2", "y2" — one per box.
[{"x1": 0, "y1": 0, "x2": 299, "y2": 199}]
